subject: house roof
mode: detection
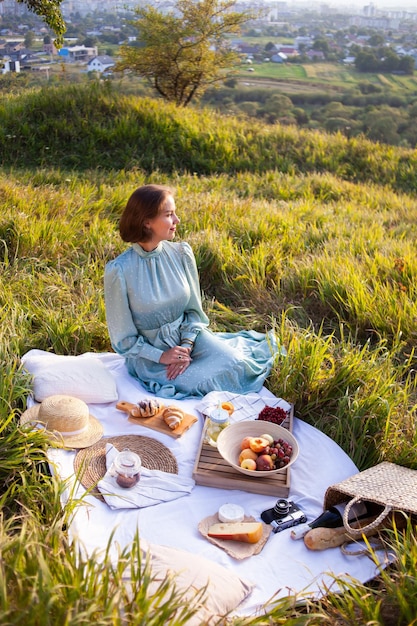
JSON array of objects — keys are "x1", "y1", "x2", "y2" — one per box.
[
  {"x1": 278, "y1": 46, "x2": 297, "y2": 55},
  {"x1": 237, "y1": 44, "x2": 260, "y2": 54},
  {"x1": 89, "y1": 55, "x2": 114, "y2": 65},
  {"x1": 271, "y1": 53, "x2": 286, "y2": 62}
]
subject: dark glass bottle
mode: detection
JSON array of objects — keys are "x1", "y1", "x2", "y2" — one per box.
[{"x1": 291, "y1": 501, "x2": 369, "y2": 540}]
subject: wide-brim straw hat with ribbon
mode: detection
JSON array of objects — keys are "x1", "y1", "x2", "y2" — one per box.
[{"x1": 20, "y1": 394, "x2": 104, "y2": 449}]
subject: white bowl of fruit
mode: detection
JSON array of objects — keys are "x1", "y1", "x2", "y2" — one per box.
[{"x1": 216, "y1": 420, "x2": 299, "y2": 477}]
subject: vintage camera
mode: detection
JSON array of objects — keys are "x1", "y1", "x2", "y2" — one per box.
[{"x1": 261, "y1": 498, "x2": 307, "y2": 533}]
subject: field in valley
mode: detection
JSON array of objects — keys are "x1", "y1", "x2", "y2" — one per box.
[{"x1": 236, "y1": 61, "x2": 417, "y2": 93}]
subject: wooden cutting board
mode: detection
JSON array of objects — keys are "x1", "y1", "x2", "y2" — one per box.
[{"x1": 116, "y1": 401, "x2": 198, "y2": 439}]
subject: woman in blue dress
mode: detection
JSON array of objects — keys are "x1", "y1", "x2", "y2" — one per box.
[{"x1": 104, "y1": 184, "x2": 281, "y2": 399}]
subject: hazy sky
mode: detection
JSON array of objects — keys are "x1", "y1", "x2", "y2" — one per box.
[{"x1": 288, "y1": 0, "x2": 417, "y2": 8}]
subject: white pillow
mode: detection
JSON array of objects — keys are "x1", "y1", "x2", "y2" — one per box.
[
  {"x1": 143, "y1": 541, "x2": 254, "y2": 625},
  {"x1": 22, "y1": 351, "x2": 118, "y2": 404}
]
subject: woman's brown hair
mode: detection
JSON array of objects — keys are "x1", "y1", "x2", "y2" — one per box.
[{"x1": 119, "y1": 184, "x2": 174, "y2": 243}]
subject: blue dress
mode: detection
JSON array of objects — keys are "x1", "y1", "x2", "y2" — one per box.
[{"x1": 104, "y1": 241, "x2": 281, "y2": 399}]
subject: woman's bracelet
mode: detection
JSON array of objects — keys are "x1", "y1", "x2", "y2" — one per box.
[{"x1": 181, "y1": 339, "x2": 195, "y2": 348}]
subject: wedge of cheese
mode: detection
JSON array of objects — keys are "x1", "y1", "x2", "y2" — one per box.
[{"x1": 207, "y1": 521, "x2": 263, "y2": 544}]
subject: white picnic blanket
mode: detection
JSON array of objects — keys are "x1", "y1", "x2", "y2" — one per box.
[{"x1": 27, "y1": 351, "x2": 388, "y2": 617}]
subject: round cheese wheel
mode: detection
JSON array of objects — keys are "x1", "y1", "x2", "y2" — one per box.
[{"x1": 218, "y1": 503, "x2": 245, "y2": 524}]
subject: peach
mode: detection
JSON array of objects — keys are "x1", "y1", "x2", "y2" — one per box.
[
  {"x1": 238, "y1": 448, "x2": 258, "y2": 464},
  {"x1": 256, "y1": 454, "x2": 275, "y2": 471},
  {"x1": 221, "y1": 402, "x2": 234, "y2": 416},
  {"x1": 240, "y1": 458, "x2": 257, "y2": 471},
  {"x1": 261, "y1": 433, "x2": 274, "y2": 446},
  {"x1": 240, "y1": 436, "x2": 253, "y2": 451},
  {"x1": 249, "y1": 437, "x2": 269, "y2": 454}
]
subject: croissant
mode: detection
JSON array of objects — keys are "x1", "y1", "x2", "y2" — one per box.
[
  {"x1": 163, "y1": 406, "x2": 184, "y2": 430},
  {"x1": 131, "y1": 398, "x2": 162, "y2": 418}
]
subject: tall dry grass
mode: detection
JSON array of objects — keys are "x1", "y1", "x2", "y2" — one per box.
[{"x1": 1, "y1": 83, "x2": 416, "y2": 624}]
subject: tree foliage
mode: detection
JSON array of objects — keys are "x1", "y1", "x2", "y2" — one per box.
[
  {"x1": 355, "y1": 46, "x2": 415, "y2": 75},
  {"x1": 11, "y1": 0, "x2": 66, "y2": 45},
  {"x1": 116, "y1": 0, "x2": 257, "y2": 107}
]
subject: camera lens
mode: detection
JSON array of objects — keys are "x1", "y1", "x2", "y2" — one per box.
[{"x1": 273, "y1": 499, "x2": 290, "y2": 517}]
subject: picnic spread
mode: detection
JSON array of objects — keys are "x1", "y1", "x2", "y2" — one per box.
[{"x1": 21, "y1": 349, "x2": 393, "y2": 620}]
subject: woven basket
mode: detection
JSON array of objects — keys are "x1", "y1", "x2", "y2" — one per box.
[{"x1": 324, "y1": 461, "x2": 417, "y2": 537}]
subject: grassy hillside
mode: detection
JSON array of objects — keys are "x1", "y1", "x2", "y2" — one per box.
[
  {"x1": 1, "y1": 83, "x2": 417, "y2": 625},
  {"x1": 1, "y1": 82, "x2": 417, "y2": 193}
]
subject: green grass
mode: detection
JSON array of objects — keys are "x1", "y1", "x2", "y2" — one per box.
[
  {"x1": 240, "y1": 63, "x2": 308, "y2": 80},
  {"x1": 1, "y1": 82, "x2": 417, "y2": 193},
  {"x1": 237, "y1": 61, "x2": 417, "y2": 92},
  {"x1": 1, "y1": 82, "x2": 417, "y2": 624}
]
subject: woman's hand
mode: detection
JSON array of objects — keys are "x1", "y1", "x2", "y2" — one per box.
[{"x1": 160, "y1": 346, "x2": 192, "y2": 380}]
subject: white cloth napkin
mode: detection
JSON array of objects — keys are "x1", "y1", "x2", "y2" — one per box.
[
  {"x1": 195, "y1": 391, "x2": 292, "y2": 423},
  {"x1": 97, "y1": 444, "x2": 195, "y2": 510}
]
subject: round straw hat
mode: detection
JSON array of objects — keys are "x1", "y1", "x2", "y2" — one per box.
[{"x1": 20, "y1": 394, "x2": 104, "y2": 449}]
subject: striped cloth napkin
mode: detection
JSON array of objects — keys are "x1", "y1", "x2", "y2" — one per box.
[
  {"x1": 98, "y1": 444, "x2": 195, "y2": 510},
  {"x1": 195, "y1": 391, "x2": 291, "y2": 423}
]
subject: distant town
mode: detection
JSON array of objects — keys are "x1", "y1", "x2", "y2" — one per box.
[{"x1": 1, "y1": 0, "x2": 417, "y2": 77}]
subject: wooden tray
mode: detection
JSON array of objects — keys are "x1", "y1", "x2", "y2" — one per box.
[
  {"x1": 192, "y1": 405, "x2": 294, "y2": 496},
  {"x1": 116, "y1": 401, "x2": 198, "y2": 439}
]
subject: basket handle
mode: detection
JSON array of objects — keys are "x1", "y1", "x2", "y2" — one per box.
[
  {"x1": 340, "y1": 536, "x2": 385, "y2": 557},
  {"x1": 342, "y1": 495, "x2": 391, "y2": 536}
]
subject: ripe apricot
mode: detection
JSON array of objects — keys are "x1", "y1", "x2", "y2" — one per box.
[
  {"x1": 249, "y1": 437, "x2": 269, "y2": 453},
  {"x1": 221, "y1": 401, "x2": 234, "y2": 416},
  {"x1": 238, "y1": 448, "x2": 258, "y2": 464},
  {"x1": 240, "y1": 436, "x2": 252, "y2": 450},
  {"x1": 240, "y1": 458, "x2": 257, "y2": 471}
]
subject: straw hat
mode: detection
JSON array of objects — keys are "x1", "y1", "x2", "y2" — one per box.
[{"x1": 20, "y1": 394, "x2": 104, "y2": 449}]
